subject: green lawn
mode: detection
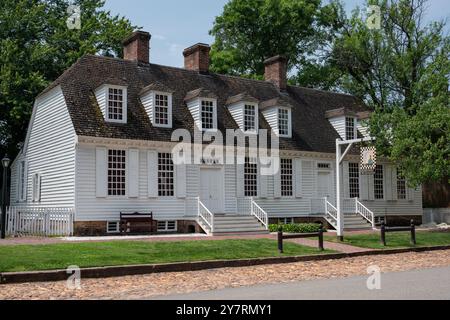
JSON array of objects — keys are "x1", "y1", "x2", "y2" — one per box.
[
  {"x1": 0, "y1": 239, "x2": 333, "y2": 272},
  {"x1": 326, "y1": 231, "x2": 450, "y2": 249}
]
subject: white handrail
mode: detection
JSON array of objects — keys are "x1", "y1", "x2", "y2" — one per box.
[
  {"x1": 250, "y1": 199, "x2": 268, "y2": 229},
  {"x1": 356, "y1": 200, "x2": 375, "y2": 228},
  {"x1": 325, "y1": 199, "x2": 338, "y2": 226},
  {"x1": 197, "y1": 198, "x2": 214, "y2": 233}
]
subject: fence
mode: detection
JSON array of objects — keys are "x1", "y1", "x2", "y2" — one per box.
[
  {"x1": 3, "y1": 207, "x2": 74, "y2": 237},
  {"x1": 277, "y1": 224, "x2": 325, "y2": 252}
]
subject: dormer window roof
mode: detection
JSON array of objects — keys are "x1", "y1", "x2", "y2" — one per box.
[
  {"x1": 325, "y1": 107, "x2": 361, "y2": 140},
  {"x1": 185, "y1": 88, "x2": 218, "y2": 131},
  {"x1": 95, "y1": 84, "x2": 128, "y2": 124},
  {"x1": 140, "y1": 82, "x2": 174, "y2": 128},
  {"x1": 226, "y1": 92, "x2": 259, "y2": 106}
]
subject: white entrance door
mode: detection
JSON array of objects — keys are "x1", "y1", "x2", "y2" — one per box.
[
  {"x1": 200, "y1": 168, "x2": 224, "y2": 213},
  {"x1": 317, "y1": 171, "x2": 332, "y2": 199}
]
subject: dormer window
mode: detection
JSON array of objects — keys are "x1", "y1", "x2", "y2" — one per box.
[
  {"x1": 345, "y1": 117, "x2": 356, "y2": 140},
  {"x1": 106, "y1": 86, "x2": 127, "y2": 123},
  {"x1": 140, "y1": 83, "x2": 173, "y2": 128},
  {"x1": 95, "y1": 84, "x2": 128, "y2": 124},
  {"x1": 278, "y1": 107, "x2": 291, "y2": 137},
  {"x1": 201, "y1": 100, "x2": 216, "y2": 130},
  {"x1": 244, "y1": 104, "x2": 257, "y2": 132}
]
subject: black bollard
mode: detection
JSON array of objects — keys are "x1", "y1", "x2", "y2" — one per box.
[
  {"x1": 318, "y1": 223, "x2": 324, "y2": 251},
  {"x1": 410, "y1": 220, "x2": 416, "y2": 246},
  {"x1": 380, "y1": 221, "x2": 387, "y2": 246},
  {"x1": 278, "y1": 225, "x2": 283, "y2": 253}
]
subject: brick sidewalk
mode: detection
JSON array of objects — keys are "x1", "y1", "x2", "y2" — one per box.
[{"x1": 288, "y1": 238, "x2": 373, "y2": 253}]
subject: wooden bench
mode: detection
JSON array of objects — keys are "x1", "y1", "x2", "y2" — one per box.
[{"x1": 120, "y1": 212, "x2": 155, "y2": 235}]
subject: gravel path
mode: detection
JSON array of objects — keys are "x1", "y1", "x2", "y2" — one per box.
[{"x1": 1, "y1": 249, "x2": 449, "y2": 300}]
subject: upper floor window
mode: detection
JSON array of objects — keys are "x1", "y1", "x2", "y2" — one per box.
[
  {"x1": 281, "y1": 158, "x2": 293, "y2": 197},
  {"x1": 397, "y1": 170, "x2": 407, "y2": 200},
  {"x1": 244, "y1": 104, "x2": 257, "y2": 132},
  {"x1": 374, "y1": 165, "x2": 384, "y2": 199},
  {"x1": 201, "y1": 100, "x2": 216, "y2": 130},
  {"x1": 278, "y1": 108, "x2": 291, "y2": 137},
  {"x1": 244, "y1": 157, "x2": 258, "y2": 197},
  {"x1": 154, "y1": 93, "x2": 170, "y2": 126},
  {"x1": 158, "y1": 153, "x2": 174, "y2": 197},
  {"x1": 108, "y1": 149, "x2": 126, "y2": 196},
  {"x1": 345, "y1": 117, "x2": 356, "y2": 140},
  {"x1": 349, "y1": 163, "x2": 360, "y2": 198},
  {"x1": 107, "y1": 87, "x2": 126, "y2": 123}
]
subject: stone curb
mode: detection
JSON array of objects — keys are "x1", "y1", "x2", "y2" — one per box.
[{"x1": 1, "y1": 245, "x2": 450, "y2": 285}]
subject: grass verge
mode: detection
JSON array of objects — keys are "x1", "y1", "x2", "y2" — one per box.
[{"x1": 0, "y1": 239, "x2": 334, "y2": 272}]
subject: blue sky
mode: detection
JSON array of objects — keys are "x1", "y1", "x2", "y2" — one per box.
[{"x1": 103, "y1": 0, "x2": 449, "y2": 68}]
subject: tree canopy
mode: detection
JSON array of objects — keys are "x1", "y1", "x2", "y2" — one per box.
[{"x1": 0, "y1": 0, "x2": 136, "y2": 160}]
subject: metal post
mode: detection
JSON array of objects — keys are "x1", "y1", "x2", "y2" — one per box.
[
  {"x1": 278, "y1": 225, "x2": 283, "y2": 253},
  {"x1": 410, "y1": 220, "x2": 416, "y2": 246},
  {"x1": 336, "y1": 139, "x2": 344, "y2": 241},
  {"x1": 1, "y1": 165, "x2": 8, "y2": 239},
  {"x1": 318, "y1": 223, "x2": 324, "y2": 251},
  {"x1": 380, "y1": 221, "x2": 386, "y2": 246}
]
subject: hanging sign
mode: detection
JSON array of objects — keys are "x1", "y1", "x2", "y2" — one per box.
[{"x1": 360, "y1": 146, "x2": 377, "y2": 174}]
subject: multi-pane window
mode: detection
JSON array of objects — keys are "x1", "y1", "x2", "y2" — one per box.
[
  {"x1": 244, "y1": 157, "x2": 258, "y2": 197},
  {"x1": 201, "y1": 100, "x2": 214, "y2": 130},
  {"x1": 108, "y1": 149, "x2": 126, "y2": 196},
  {"x1": 278, "y1": 108, "x2": 290, "y2": 136},
  {"x1": 278, "y1": 217, "x2": 293, "y2": 225},
  {"x1": 107, "y1": 88, "x2": 124, "y2": 121},
  {"x1": 281, "y1": 158, "x2": 293, "y2": 197},
  {"x1": 345, "y1": 117, "x2": 355, "y2": 140},
  {"x1": 244, "y1": 104, "x2": 256, "y2": 132},
  {"x1": 349, "y1": 163, "x2": 360, "y2": 198},
  {"x1": 397, "y1": 170, "x2": 407, "y2": 200},
  {"x1": 154, "y1": 94, "x2": 169, "y2": 125},
  {"x1": 158, "y1": 153, "x2": 174, "y2": 196},
  {"x1": 18, "y1": 160, "x2": 26, "y2": 201},
  {"x1": 374, "y1": 165, "x2": 384, "y2": 199}
]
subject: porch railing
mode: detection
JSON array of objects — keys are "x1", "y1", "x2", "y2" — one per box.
[
  {"x1": 356, "y1": 200, "x2": 375, "y2": 228},
  {"x1": 250, "y1": 198, "x2": 268, "y2": 229},
  {"x1": 325, "y1": 200, "x2": 338, "y2": 226},
  {"x1": 4, "y1": 206, "x2": 74, "y2": 237},
  {"x1": 197, "y1": 198, "x2": 214, "y2": 233}
]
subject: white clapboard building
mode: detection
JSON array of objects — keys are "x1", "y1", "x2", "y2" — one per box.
[{"x1": 9, "y1": 31, "x2": 423, "y2": 236}]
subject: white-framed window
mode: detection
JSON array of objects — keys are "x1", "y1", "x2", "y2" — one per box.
[
  {"x1": 278, "y1": 108, "x2": 291, "y2": 137},
  {"x1": 244, "y1": 104, "x2": 257, "y2": 132},
  {"x1": 157, "y1": 220, "x2": 177, "y2": 232},
  {"x1": 107, "y1": 221, "x2": 120, "y2": 233},
  {"x1": 278, "y1": 217, "x2": 294, "y2": 225},
  {"x1": 345, "y1": 117, "x2": 356, "y2": 140},
  {"x1": 244, "y1": 157, "x2": 258, "y2": 197},
  {"x1": 349, "y1": 163, "x2": 360, "y2": 198},
  {"x1": 32, "y1": 173, "x2": 41, "y2": 202},
  {"x1": 18, "y1": 160, "x2": 27, "y2": 201},
  {"x1": 281, "y1": 158, "x2": 293, "y2": 197},
  {"x1": 397, "y1": 170, "x2": 407, "y2": 200},
  {"x1": 154, "y1": 92, "x2": 172, "y2": 127},
  {"x1": 106, "y1": 86, "x2": 127, "y2": 123},
  {"x1": 158, "y1": 153, "x2": 174, "y2": 197},
  {"x1": 374, "y1": 165, "x2": 384, "y2": 199},
  {"x1": 108, "y1": 149, "x2": 126, "y2": 196},
  {"x1": 201, "y1": 99, "x2": 216, "y2": 131}
]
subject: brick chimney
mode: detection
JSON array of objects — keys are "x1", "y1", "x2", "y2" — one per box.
[
  {"x1": 123, "y1": 31, "x2": 151, "y2": 64},
  {"x1": 183, "y1": 43, "x2": 211, "y2": 73},
  {"x1": 264, "y1": 55, "x2": 288, "y2": 91}
]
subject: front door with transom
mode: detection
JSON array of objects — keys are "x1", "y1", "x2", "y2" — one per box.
[
  {"x1": 317, "y1": 171, "x2": 332, "y2": 199},
  {"x1": 200, "y1": 167, "x2": 224, "y2": 213}
]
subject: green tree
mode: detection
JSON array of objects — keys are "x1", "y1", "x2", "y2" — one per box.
[
  {"x1": 328, "y1": 0, "x2": 449, "y2": 186},
  {"x1": 209, "y1": 0, "x2": 325, "y2": 77},
  {"x1": 0, "y1": 0, "x2": 136, "y2": 160}
]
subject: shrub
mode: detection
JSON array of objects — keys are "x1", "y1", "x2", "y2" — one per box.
[{"x1": 269, "y1": 223, "x2": 323, "y2": 233}]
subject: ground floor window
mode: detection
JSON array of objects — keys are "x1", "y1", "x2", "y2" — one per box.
[
  {"x1": 278, "y1": 217, "x2": 293, "y2": 225},
  {"x1": 158, "y1": 153, "x2": 174, "y2": 196},
  {"x1": 349, "y1": 163, "x2": 360, "y2": 198},
  {"x1": 281, "y1": 158, "x2": 293, "y2": 197},
  {"x1": 397, "y1": 170, "x2": 407, "y2": 199},
  {"x1": 374, "y1": 165, "x2": 384, "y2": 199},
  {"x1": 108, "y1": 149, "x2": 126, "y2": 196},
  {"x1": 157, "y1": 220, "x2": 177, "y2": 232},
  {"x1": 244, "y1": 157, "x2": 258, "y2": 197}
]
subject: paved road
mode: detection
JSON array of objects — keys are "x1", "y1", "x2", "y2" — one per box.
[{"x1": 153, "y1": 266, "x2": 450, "y2": 300}]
